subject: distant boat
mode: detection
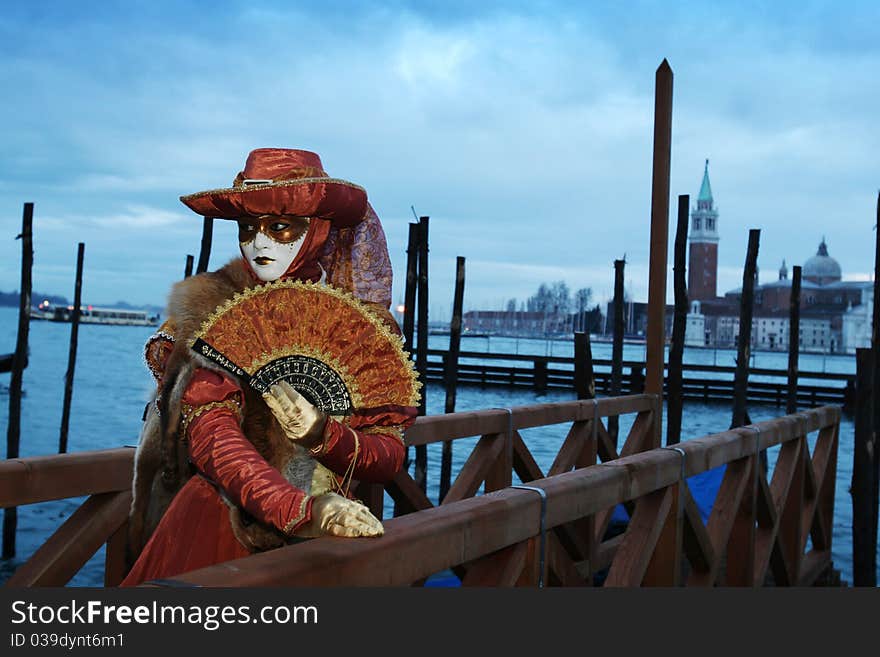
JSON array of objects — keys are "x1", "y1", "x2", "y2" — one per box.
[
  {"x1": 428, "y1": 328, "x2": 491, "y2": 338},
  {"x1": 30, "y1": 302, "x2": 159, "y2": 327}
]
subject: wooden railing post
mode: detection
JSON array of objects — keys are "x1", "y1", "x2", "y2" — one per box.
[
  {"x1": 484, "y1": 430, "x2": 513, "y2": 493},
  {"x1": 104, "y1": 518, "x2": 130, "y2": 587},
  {"x1": 724, "y1": 450, "x2": 759, "y2": 586},
  {"x1": 642, "y1": 483, "x2": 683, "y2": 586},
  {"x1": 778, "y1": 437, "x2": 806, "y2": 584}
]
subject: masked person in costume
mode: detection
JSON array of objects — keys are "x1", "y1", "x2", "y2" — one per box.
[{"x1": 122, "y1": 148, "x2": 418, "y2": 586}]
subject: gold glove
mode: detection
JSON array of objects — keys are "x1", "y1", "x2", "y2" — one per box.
[
  {"x1": 294, "y1": 492, "x2": 384, "y2": 538},
  {"x1": 263, "y1": 380, "x2": 327, "y2": 449}
]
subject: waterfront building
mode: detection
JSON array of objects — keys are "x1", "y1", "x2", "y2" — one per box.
[
  {"x1": 688, "y1": 160, "x2": 720, "y2": 302},
  {"x1": 683, "y1": 157, "x2": 873, "y2": 353}
]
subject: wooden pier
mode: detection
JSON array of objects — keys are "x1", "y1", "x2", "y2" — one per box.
[
  {"x1": 0, "y1": 396, "x2": 840, "y2": 587},
  {"x1": 428, "y1": 348, "x2": 854, "y2": 410}
]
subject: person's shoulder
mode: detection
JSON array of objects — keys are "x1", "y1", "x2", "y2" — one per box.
[{"x1": 165, "y1": 258, "x2": 251, "y2": 344}]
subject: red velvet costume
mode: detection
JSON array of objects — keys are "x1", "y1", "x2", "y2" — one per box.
[
  {"x1": 123, "y1": 367, "x2": 409, "y2": 585},
  {"x1": 122, "y1": 149, "x2": 415, "y2": 586}
]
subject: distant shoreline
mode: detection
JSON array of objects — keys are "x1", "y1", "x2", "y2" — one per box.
[{"x1": 0, "y1": 293, "x2": 162, "y2": 315}]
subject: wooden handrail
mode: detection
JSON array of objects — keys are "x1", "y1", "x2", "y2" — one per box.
[
  {"x1": 1, "y1": 398, "x2": 839, "y2": 587},
  {"x1": 163, "y1": 405, "x2": 839, "y2": 587},
  {"x1": 405, "y1": 394, "x2": 654, "y2": 445},
  {"x1": 0, "y1": 447, "x2": 135, "y2": 507}
]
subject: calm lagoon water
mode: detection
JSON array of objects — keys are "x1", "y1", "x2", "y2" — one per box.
[{"x1": 0, "y1": 306, "x2": 875, "y2": 585}]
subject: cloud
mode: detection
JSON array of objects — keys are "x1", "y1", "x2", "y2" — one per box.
[{"x1": 0, "y1": 2, "x2": 877, "y2": 315}]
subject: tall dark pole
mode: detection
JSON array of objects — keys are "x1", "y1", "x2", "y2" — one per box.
[
  {"x1": 3, "y1": 202, "x2": 34, "y2": 559},
  {"x1": 196, "y1": 217, "x2": 214, "y2": 274},
  {"x1": 852, "y1": 348, "x2": 876, "y2": 585},
  {"x1": 785, "y1": 266, "x2": 802, "y2": 415},
  {"x1": 667, "y1": 194, "x2": 689, "y2": 445},
  {"x1": 609, "y1": 258, "x2": 626, "y2": 443},
  {"x1": 870, "y1": 191, "x2": 880, "y2": 579},
  {"x1": 403, "y1": 223, "x2": 419, "y2": 355},
  {"x1": 394, "y1": 223, "x2": 420, "y2": 516},
  {"x1": 59, "y1": 242, "x2": 85, "y2": 454},
  {"x1": 731, "y1": 229, "x2": 761, "y2": 429},
  {"x1": 440, "y1": 256, "x2": 465, "y2": 502},
  {"x1": 574, "y1": 331, "x2": 595, "y2": 399},
  {"x1": 184, "y1": 254, "x2": 194, "y2": 279},
  {"x1": 645, "y1": 59, "x2": 674, "y2": 450},
  {"x1": 414, "y1": 216, "x2": 430, "y2": 493}
]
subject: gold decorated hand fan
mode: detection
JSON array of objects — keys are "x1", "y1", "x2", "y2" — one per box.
[{"x1": 188, "y1": 281, "x2": 420, "y2": 414}]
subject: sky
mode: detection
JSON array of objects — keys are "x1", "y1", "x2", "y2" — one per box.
[{"x1": 1, "y1": 0, "x2": 878, "y2": 319}]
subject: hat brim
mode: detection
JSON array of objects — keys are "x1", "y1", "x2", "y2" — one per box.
[{"x1": 180, "y1": 177, "x2": 368, "y2": 228}]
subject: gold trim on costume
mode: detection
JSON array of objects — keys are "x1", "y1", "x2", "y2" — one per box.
[
  {"x1": 143, "y1": 325, "x2": 176, "y2": 381},
  {"x1": 180, "y1": 177, "x2": 367, "y2": 202},
  {"x1": 179, "y1": 398, "x2": 243, "y2": 438},
  {"x1": 361, "y1": 425, "x2": 406, "y2": 444},
  {"x1": 283, "y1": 495, "x2": 312, "y2": 535}
]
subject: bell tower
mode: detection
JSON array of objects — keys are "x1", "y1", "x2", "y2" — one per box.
[{"x1": 688, "y1": 159, "x2": 720, "y2": 301}]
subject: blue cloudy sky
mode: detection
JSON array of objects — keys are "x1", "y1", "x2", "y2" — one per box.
[{"x1": 1, "y1": 1, "x2": 878, "y2": 318}]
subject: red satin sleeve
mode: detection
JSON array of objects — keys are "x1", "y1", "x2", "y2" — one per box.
[
  {"x1": 314, "y1": 406, "x2": 416, "y2": 483},
  {"x1": 183, "y1": 368, "x2": 313, "y2": 534}
]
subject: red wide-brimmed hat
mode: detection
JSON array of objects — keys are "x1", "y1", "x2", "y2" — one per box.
[{"x1": 180, "y1": 148, "x2": 368, "y2": 227}]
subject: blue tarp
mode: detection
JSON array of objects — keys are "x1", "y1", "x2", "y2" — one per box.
[{"x1": 610, "y1": 464, "x2": 726, "y2": 524}]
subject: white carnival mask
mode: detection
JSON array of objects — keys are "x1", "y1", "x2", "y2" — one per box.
[{"x1": 238, "y1": 216, "x2": 310, "y2": 282}]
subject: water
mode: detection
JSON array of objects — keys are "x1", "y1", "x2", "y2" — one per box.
[{"x1": 0, "y1": 307, "x2": 875, "y2": 585}]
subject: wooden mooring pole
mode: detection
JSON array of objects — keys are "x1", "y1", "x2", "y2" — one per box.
[
  {"x1": 667, "y1": 194, "x2": 689, "y2": 445},
  {"x1": 609, "y1": 258, "x2": 625, "y2": 443},
  {"x1": 414, "y1": 216, "x2": 430, "y2": 493},
  {"x1": 196, "y1": 217, "x2": 214, "y2": 275},
  {"x1": 785, "y1": 265, "x2": 802, "y2": 415},
  {"x1": 403, "y1": 223, "x2": 419, "y2": 354},
  {"x1": 184, "y1": 254, "x2": 195, "y2": 279},
  {"x1": 573, "y1": 331, "x2": 595, "y2": 399},
  {"x1": 440, "y1": 256, "x2": 466, "y2": 502},
  {"x1": 855, "y1": 189, "x2": 880, "y2": 586},
  {"x1": 871, "y1": 191, "x2": 880, "y2": 582},
  {"x1": 3, "y1": 202, "x2": 33, "y2": 559},
  {"x1": 731, "y1": 229, "x2": 760, "y2": 429},
  {"x1": 395, "y1": 223, "x2": 420, "y2": 516},
  {"x1": 852, "y1": 347, "x2": 877, "y2": 586},
  {"x1": 645, "y1": 58, "x2": 673, "y2": 450},
  {"x1": 58, "y1": 242, "x2": 85, "y2": 454}
]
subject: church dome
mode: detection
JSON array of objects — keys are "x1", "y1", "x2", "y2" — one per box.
[{"x1": 803, "y1": 239, "x2": 841, "y2": 285}]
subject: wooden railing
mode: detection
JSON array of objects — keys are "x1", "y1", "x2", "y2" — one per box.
[
  {"x1": 0, "y1": 396, "x2": 840, "y2": 587},
  {"x1": 0, "y1": 448, "x2": 134, "y2": 586},
  {"x1": 167, "y1": 403, "x2": 840, "y2": 587}
]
